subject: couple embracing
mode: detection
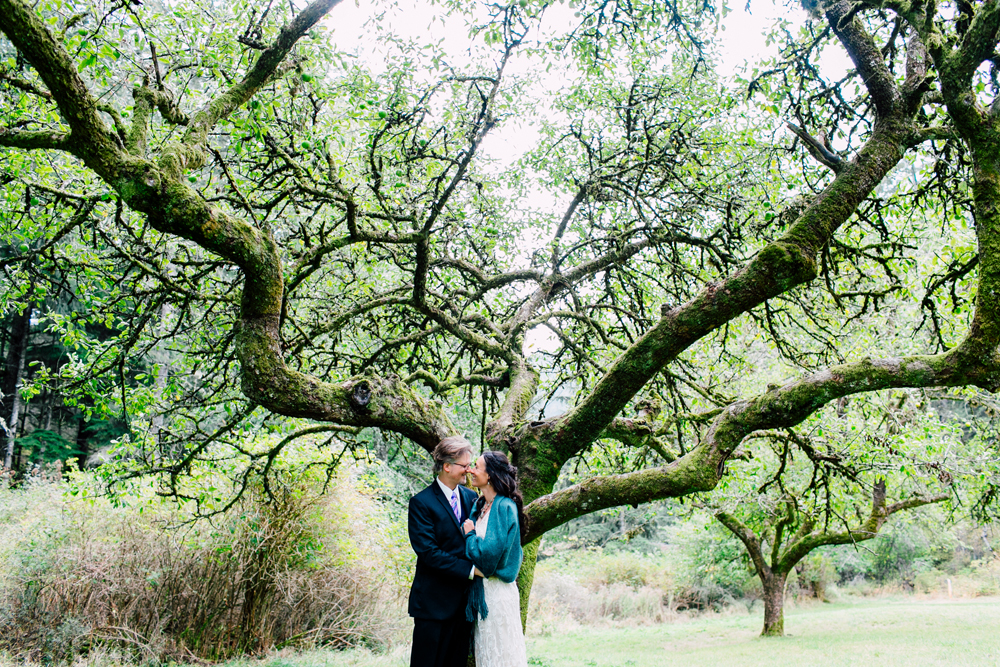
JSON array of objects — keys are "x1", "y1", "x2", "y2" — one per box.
[{"x1": 407, "y1": 436, "x2": 528, "y2": 667}]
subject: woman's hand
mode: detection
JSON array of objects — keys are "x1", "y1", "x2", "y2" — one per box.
[
  {"x1": 463, "y1": 519, "x2": 475, "y2": 534},
  {"x1": 474, "y1": 567, "x2": 485, "y2": 578}
]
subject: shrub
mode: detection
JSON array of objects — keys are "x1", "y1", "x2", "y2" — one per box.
[
  {"x1": 0, "y1": 467, "x2": 406, "y2": 664},
  {"x1": 667, "y1": 518, "x2": 752, "y2": 611},
  {"x1": 794, "y1": 554, "x2": 835, "y2": 601},
  {"x1": 529, "y1": 550, "x2": 673, "y2": 625},
  {"x1": 914, "y1": 569, "x2": 944, "y2": 594},
  {"x1": 581, "y1": 551, "x2": 671, "y2": 591}
]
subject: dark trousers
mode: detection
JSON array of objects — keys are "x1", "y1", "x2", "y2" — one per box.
[{"x1": 410, "y1": 616, "x2": 473, "y2": 667}]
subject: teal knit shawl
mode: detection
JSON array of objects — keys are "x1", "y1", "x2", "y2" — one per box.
[{"x1": 464, "y1": 495, "x2": 523, "y2": 622}]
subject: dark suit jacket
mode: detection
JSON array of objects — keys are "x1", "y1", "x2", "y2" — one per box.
[{"x1": 407, "y1": 481, "x2": 478, "y2": 620}]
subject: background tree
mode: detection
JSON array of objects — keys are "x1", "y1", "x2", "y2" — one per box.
[
  {"x1": 1, "y1": 0, "x2": 999, "y2": 626},
  {"x1": 1, "y1": 297, "x2": 31, "y2": 469},
  {"x1": 709, "y1": 421, "x2": 951, "y2": 637},
  {"x1": 718, "y1": 481, "x2": 945, "y2": 636},
  {"x1": 0, "y1": 189, "x2": 130, "y2": 474}
]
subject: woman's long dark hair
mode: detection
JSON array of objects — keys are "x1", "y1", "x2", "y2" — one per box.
[{"x1": 476, "y1": 450, "x2": 526, "y2": 539}]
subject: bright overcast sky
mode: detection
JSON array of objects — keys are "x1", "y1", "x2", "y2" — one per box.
[
  {"x1": 324, "y1": 0, "x2": 850, "y2": 78},
  {"x1": 322, "y1": 0, "x2": 852, "y2": 160}
]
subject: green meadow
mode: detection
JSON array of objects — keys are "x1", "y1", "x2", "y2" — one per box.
[
  {"x1": 130, "y1": 596, "x2": 1000, "y2": 667},
  {"x1": 523, "y1": 597, "x2": 1000, "y2": 667}
]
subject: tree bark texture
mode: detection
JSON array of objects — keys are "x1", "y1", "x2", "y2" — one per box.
[{"x1": 761, "y1": 572, "x2": 787, "y2": 637}]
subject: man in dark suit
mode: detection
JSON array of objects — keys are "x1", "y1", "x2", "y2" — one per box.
[{"x1": 408, "y1": 436, "x2": 478, "y2": 667}]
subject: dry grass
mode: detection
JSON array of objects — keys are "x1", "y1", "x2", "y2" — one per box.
[{"x1": 528, "y1": 550, "x2": 688, "y2": 633}]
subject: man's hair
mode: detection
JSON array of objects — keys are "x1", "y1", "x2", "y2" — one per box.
[{"x1": 432, "y1": 436, "x2": 473, "y2": 474}]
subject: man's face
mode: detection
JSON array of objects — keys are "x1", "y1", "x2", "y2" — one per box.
[{"x1": 440, "y1": 452, "x2": 472, "y2": 488}]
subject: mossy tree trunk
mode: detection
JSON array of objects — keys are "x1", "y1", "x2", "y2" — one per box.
[{"x1": 760, "y1": 571, "x2": 788, "y2": 637}]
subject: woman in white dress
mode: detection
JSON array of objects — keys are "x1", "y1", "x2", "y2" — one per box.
[{"x1": 462, "y1": 451, "x2": 528, "y2": 667}]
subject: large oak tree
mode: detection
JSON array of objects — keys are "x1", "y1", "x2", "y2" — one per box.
[{"x1": 2, "y1": 0, "x2": 999, "y2": 618}]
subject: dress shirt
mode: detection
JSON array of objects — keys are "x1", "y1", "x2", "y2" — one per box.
[{"x1": 437, "y1": 476, "x2": 476, "y2": 580}]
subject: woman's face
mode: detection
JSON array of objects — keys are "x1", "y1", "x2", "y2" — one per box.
[{"x1": 469, "y1": 455, "x2": 490, "y2": 489}]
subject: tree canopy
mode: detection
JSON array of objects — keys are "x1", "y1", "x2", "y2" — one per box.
[{"x1": 2, "y1": 0, "x2": 1000, "y2": 613}]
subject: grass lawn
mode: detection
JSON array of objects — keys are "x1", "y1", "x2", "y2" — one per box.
[
  {"x1": 21, "y1": 597, "x2": 997, "y2": 667},
  {"x1": 525, "y1": 596, "x2": 1000, "y2": 667}
]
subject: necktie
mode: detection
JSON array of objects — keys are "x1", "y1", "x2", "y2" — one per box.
[{"x1": 450, "y1": 489, "x2": 461, "y2": 522}]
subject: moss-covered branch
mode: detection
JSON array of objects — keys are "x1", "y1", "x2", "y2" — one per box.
[
  {"x1": 404, "y1": 369, "x2": 509, "y2": 394},
  {"x1": 127, "y1": 84, "x2": 188, "y2": 156},
  {"x1": 485, "y1": 361, "x2": 539, "y2": 446},
  {"x1": 522, "y1": 443, "x2": 718, "y2": 543},
  {"x1": 948, "y1": 0, "x2": 1000, "y2": 84},
  {"x1": 433, "y1": 257, "x2": 542, "y2": 293},
  {"x1": 180, "y1": 0, "x2": 344, "y2": 161},
  {"x1": 595, "y1": 407, "x2": 679, "y2": 463},
  {"x1": 785, "y1": 121, "x2": 843, "y2": 172},
  {"x1": 0, "y1": 129, "x2": 70, "y2": 151},
  {"x1": 0, "y1": 0, "x2": 463, "y2": 450},
  {"x1": 775, "y1": 482, "x2": 948, "y2": 572},
  {"x1": 705, "y1": 347, "x2": 998, "y2": 452},
  {"x1": 535, "y1": 14, "x2": 920, "y2": 462},
  {"x1": 0, "y1": 66, "x2": 51, "y2": 99},
  {"x1": 826, "y1": 0, "x2": 902, "y2": 118},
  {"x1": 233, "y1": 341, "x2": 460, "y2": 450},
  {"x1": 0, "y1": 0, "x2": 117, "y2": 166},
  {"x1": 524, "y1": 342, "x2": 995, "y2": 542},
  {"x1": 553, "y1": 114, "x2": 917, "y2": 460},
  {"x1": 544, "y1": 0, "x2": 940, "y2": 463},
  {"x1": 715, "y1": 510, "x2": 770, "y2": 578}
]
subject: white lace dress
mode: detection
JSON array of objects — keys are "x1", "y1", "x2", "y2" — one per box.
[{"x1": 473, "y1": 504, "x2": 528, "y2": 667}]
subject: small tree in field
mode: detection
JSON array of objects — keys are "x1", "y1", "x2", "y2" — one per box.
[
  {"x1": 716, "y1": 480, "x2": 946, "y2": 636},
  {"x1": 707, "y1": 399, "x2": 959, "y2": 636}
]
